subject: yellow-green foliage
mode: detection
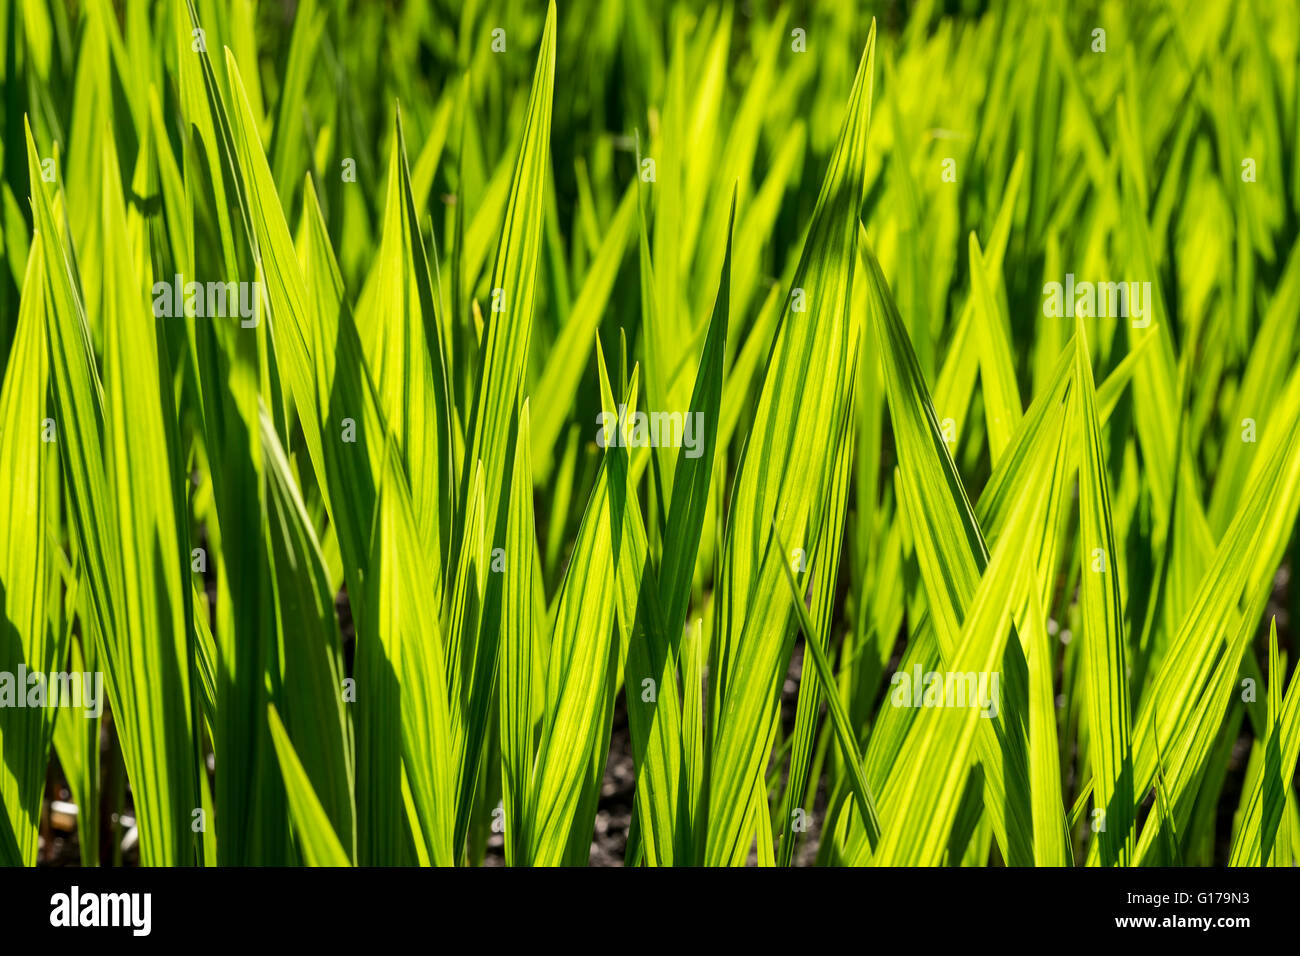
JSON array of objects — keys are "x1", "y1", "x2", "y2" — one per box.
[{"x1": 1, "y1": 0, "x2": 1298, "y2": 867}]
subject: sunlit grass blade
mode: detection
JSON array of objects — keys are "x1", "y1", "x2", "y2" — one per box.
[
  {"x1": 0, "y1": 237, "x2": 53, "y2": 866},
  {"x1": 706, "y1": 18, "x2": 876, "y2": 868},
  {"x1": 1074, "y1": 316, "x2": 1136, "y2": 866}
]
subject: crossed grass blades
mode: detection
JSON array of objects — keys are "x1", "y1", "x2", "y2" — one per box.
[{"x1": 1, "y1": 0, "x2": 1299, "y2": 867}]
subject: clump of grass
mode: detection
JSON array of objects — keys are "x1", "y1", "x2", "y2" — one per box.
[{"x1": 1, "y1": 0, "x2": 1298, "y2": 867}]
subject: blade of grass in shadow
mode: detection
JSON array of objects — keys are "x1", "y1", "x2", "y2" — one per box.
[
  {"x1": 261, "y1": 407, "x2": 355, "y2": 861},
  {"x1": 268, "y1": 704, "x2": 352, "y2": 867}
]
